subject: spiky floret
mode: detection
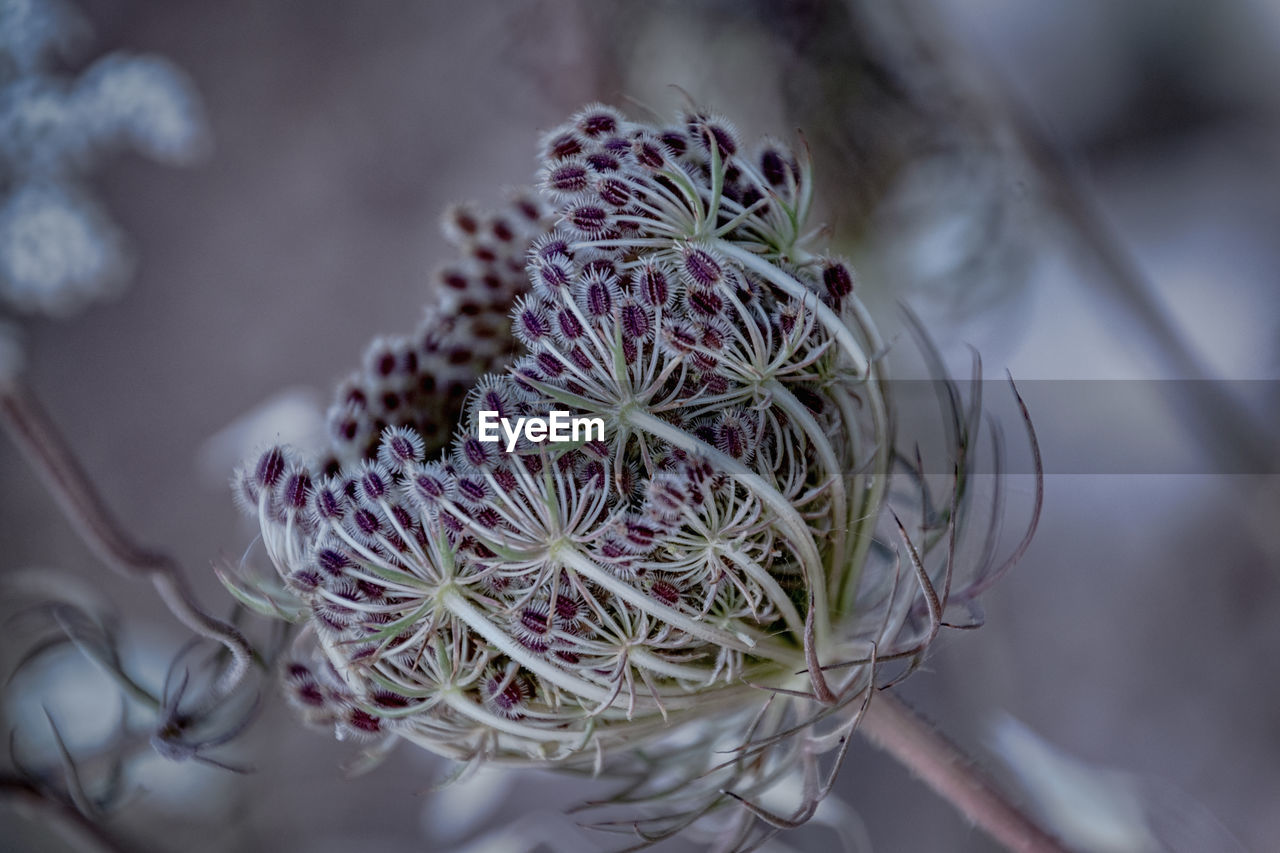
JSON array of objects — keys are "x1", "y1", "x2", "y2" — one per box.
[{"x1": 227, "y1": 105, "x2": 1008, "y2": 849}]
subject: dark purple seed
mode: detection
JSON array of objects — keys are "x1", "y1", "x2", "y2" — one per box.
[
  {"x1": 387, "y1": 434, "x2": 416, "y2": 463},
  {"x1": 353, "y1": 508, "x2": 381, "y2": 537},
  {"x1": 625, "y1": 519, "x2": 656, "y2": 548},
  {"x1": 558, "y1": 309, "x2": 584, "y2": 340},
  {"x1": 683, "y1": 249, "x2": 722, "y2": 287},
  {"x1": 718, "y1": 423, "x2": 747, "y2": 459},
  {"x1": 664, "y1": 321, "x2": 697, "y2": 353},
  {"x1": 317, "y1": 549, "x2": 349, "y2": 573},
  {"x1": 373, "y1": 691, "x2": 410, "y2": 709},
  {"x1": 621, "y1": 303, "x2": 651, "y2": 338},
  {"x1": 660, "y1": 131, "x2": 687, "y2": 157},
  {"x1": 634, "y1": 140, "x2": 665, "y2": 168},
  {"x1": 256, "y1": 447, "x2": 286, "y2": 488},
  {"x1": 289, "y1": 568, "x2": 322, "y2": 590},
  {"x1": 535, "y1": 237, "x2": 571, "y2": 261},
  {"x1": 555, "y1": 596, "x2": 583, "y2": 623},
  {"x1": 583, "y1": 280, "x2": 612, "y2": 317},
  {"x1": 549, "y1": 163, "x2": 589, "y2": 194},
  {"x1": 549, "y1": 132, "x2": 582, "y2": 159},
  {"x1": 761, "y1": 149, "x2": 789, "y2": 187},
  {"x1": 521, "y1": 608, "x2": 551, "y2": 635},
  {"x1": 413, "y1": 472, "x2": 444, "y2": 501},
  {"x1": 462, "y1": 437, "x2": 491, "y2": 467},
  {"x1": 702, "y1": 372, "x2": 730, "y2": 395},
  {"x1": 348, "y1": 709, "x2": 381, "y2": 733},
  {"x1": 585, "y1": 152, "x2": 619, "y2": 172},
  {"x1": 823, "y1": 262, "x2": 854, "y2": 299},
  {"x1": 452, "y1": 210, "x2": 479, "y2": 235},
  {"x1": 479, "y1": 388, "x2": 509, "y2": 419},
  {"x1": 362, "y1": 470, "x2": 388, "y2": 501},
  {"x1": 441, "y1": 270, "x2": 469, "y2": 290},
  {"x1": 650, "y1": 579, "x2": 681, "y2": 606},
  {"x1": 700, "y1": 323, "x2": 726, "y2": 351},
  {"x1": 598, "y1": 178, "x2": 630, "y2": 207},
  {"x1": 580, "y1": 111, "x2": 617, "y2": 137},
  {"x1": 296, "y1": 681, "x2": 325, "y2": 707},
  {"x1": 687, "y1": 287, "x2": 723, "y2": 317},
  {"x1": 535, "y1": 351, "x2": 565, "y2": 377},
  {"x1": 486, "y1": 676, "x2": 528, "y2": 717},
  {"x1": 638, "y1": 268, "x2": 669, "y2": 307},
  {"x1": 568, "y1": 205, "x2": 609, "y2": 235},
  {"x1": 457, "y1": 478, "x2": 487, "y2": 503},
  {"x1": 583, "y1": 257, "x2": 617, "y2": 278},
  {"x1": 492, "y1": 467, "x2": 516, "y2": 492},
  {"x1": 283, "y1": 472, "x2": 311, "y2": 510}
]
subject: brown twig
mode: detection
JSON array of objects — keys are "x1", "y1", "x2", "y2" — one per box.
[
  {"x1": 860, "y1": 691, "x2": 1066, "y2": 853},
  {"x1": 0, "y1": 379, "x2": 252, "y2": 697}
]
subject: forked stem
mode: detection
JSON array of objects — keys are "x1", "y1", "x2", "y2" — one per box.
[
  {"x1": 0, "y1": 379, "x2": 252, "y2": 697},
  {"x1": 860, "y1": 691, "x2": 1066, "y2": 853}
]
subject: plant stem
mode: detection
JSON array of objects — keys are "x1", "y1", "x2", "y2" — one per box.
[
  {"x1": 0, "y1": 775, "x2": 130, "y2": 853},
  {"x1": 0, "y1": 379, "x2": 252, "y2": 697},
  {"x1": 860, "y1": 691, "x2": 1066, "y2": 853}
]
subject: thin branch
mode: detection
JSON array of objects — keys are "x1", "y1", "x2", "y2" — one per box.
[
  {"x1": 859, "y1": 691, "x2": 1066, "y2": 853},
  {"x1": 0, "y1": 379, "x2": 252, "y2": 697}
]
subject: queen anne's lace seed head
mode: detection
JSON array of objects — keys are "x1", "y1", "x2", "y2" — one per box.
[{"x1": 229, "y1": 103, "x2": 1013, "y2": 849}]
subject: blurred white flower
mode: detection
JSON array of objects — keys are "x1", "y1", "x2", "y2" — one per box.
[
  {"x1": 0, "y1": 0, "x2": 89, "y2": 74},
  {"x1": 0, "y1": 180, "x2": 131, "y2": 315},
  {"x1": 74, "y1": 53, "x2": 210, "y2": 165},
  {"x1": 0, "y1": 0, "x2": 207, "y2": 318}
]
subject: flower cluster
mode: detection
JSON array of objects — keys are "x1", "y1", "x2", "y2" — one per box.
[
  {"x1": 322, "y1": 193, "x2": 550, "y2": 470},
  {"x1": 230, "y1": 104, "x2": 977, "y2": 844}
]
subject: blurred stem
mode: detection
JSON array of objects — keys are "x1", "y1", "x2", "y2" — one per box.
[
  {"x1": 0, "y1": 379, "x2": 252, "y2": 697},
  {"x1": 0, "y1": 775, "x2": 128, "y2": 853},
  {"x1": 888, "y1": 1, "x2": 1275, "y2": 474},
  {"x1": 860, "y1": 692, "x2": 1066, "y2": 853}
]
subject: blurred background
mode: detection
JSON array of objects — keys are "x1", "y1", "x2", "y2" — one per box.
[{"x1": 2, "y1": 0, "x2": 1277, "y2": 850}]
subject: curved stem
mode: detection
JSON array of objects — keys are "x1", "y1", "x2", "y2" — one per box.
[
  {"x1": 0, "y1": 775, "x2": 130, "y2": 853},
  {"x1": 764, "y1": 379, "x2": 848, "y2": 593},
  {"x1": 0, "y1": 380, "x2": 252, "y2": 698},
  {"x1": 860, "y1": 692, "x2": 1067, "y2": 853}
]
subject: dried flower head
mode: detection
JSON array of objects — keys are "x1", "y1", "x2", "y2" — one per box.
[{"x1": 227, "y1": 104, "x2": 1025, "y2": 847}]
